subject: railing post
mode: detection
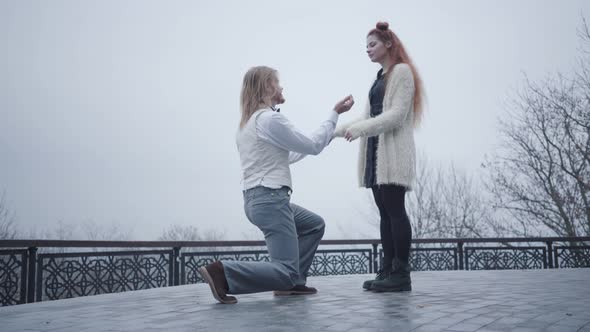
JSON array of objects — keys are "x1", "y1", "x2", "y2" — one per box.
[
  {"x1": 26, "y1": 247, "x2": 37, "y2": 303},
  {"x1": 458, "y1": 242, "x2": 464, "y2": 270},
  {"x1": 173, "y1": 247, "x2": 181, "y2": 286},
  {"x1": 546, "y1": 241, "x2": 554, "y2": 269},
  {"x1": 371, "y1": 243, "x2": 379, "y2": 273},
  {"x1": 168, "y1": 250, "x2": 174, "y2": 287},
  {"x1": 20, "y1": 250, "x2": 28, "y2": 304}
]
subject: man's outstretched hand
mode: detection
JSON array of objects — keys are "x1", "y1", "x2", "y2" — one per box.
[{"x1": 334, "y1": 95, "x2": 354, "y2": 114}]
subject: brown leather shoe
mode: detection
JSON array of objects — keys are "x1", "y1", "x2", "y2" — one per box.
[
  {"x1": 198, "y1": 261, "x2": 238, "y2": 304},
  {"x1": 273, "y1": 285, "x2": 318, "y2": 296}
]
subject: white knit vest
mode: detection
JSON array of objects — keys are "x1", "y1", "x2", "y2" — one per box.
[{"x1": 236, "y1": 109, "x2": 292, "y2": 190}]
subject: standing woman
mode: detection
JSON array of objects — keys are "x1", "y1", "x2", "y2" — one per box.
[{"x1": 334, "y1": 22, "x2": 424, "y2": 292}]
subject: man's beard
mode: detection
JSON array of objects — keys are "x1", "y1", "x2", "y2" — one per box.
[{"x1": 274, "y1": 94, "x2": 285, "y2": 105}]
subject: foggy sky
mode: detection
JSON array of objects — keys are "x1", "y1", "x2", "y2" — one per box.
[{"x1": 1, "y1": 0, "x2": 588, "y2": 240}]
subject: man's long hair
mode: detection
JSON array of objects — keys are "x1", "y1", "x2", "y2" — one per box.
[{"x1": 239, "y1": 66, "x2": 278, "y2": 129}]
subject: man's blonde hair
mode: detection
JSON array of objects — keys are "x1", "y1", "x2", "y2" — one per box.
[{"x1": 239, "y1": 66, "x2": 278, "y2": 128}]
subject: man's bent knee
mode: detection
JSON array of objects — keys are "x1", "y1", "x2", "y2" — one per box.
[{"x1": 316, "y1": 217, "x2": 326, "y2": 235}]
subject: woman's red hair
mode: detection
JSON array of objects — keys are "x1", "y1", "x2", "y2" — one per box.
[{"x1": 368, "y1": 22, "x2": 424, "y2": 125}]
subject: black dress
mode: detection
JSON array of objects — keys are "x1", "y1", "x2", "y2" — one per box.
[{"x1": 364, "y1": 69, "x2": 386, "y2": 188}]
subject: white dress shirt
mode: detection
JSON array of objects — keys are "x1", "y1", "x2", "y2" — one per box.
[
  {"x1": 256, "y1": 110, "x2": 340, "y2": 164},
  {"x1": 237, "y1": 108, "x2": 339, "y2": 191}
]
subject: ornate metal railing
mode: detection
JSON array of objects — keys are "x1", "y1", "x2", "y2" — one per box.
[
  {"x1": 1, "y1": 237, "x2": 589, "y2": 306},
  {"x1": 181, "y1": 249, "x2": 371, "y2": 284},
  {"x1": 37, "y1": 250, "x2": 172, "y2": 302}
]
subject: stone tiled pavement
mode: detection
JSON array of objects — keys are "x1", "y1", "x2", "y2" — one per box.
[{"x1": 1, "y1": 269, "x2": 590, "y2": 332}]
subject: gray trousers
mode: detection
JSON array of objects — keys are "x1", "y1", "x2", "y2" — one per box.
[{"x1": 223, "y1": 186, "x2": 325, "y2": 294}]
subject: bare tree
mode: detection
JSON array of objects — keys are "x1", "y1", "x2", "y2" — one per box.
[
  {"x1": 405, "y1": 155, "x2": 445, "y2": 239},
  {"x1": 81, "y1": 220, "x2": 133, "y2": 241},
  {"x1": 0, "y1": 192, "x2": 18, "y2": 239},
  {"x1": 484, "y1": 18, "x2": 590, "y2": 237},
  {"x1": 366, "y1": 155, "x2": 494, "y2": 240},
  {"x1": 436, "y1": 164, "x2": 494, "y2": 238},
  {"x1": 158, "y1": 224, "x2": 226, "y2": 252},
  {"x1": 158, "y1": 224, "x2": 225, "y2": 241}
]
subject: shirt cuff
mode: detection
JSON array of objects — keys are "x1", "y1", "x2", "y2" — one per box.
[{"x1": 327, "y1": 110, "x2": 339, "y2": 124}]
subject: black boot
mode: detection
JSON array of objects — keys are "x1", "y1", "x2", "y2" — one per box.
[
  {"x1": 362, "y1": 267, "x2": 392, "y2": 290},
  {"x1": 371, "y1": 259, "x2": 411, "y2": 292}
]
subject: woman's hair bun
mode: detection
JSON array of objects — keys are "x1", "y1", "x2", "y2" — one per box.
[{"x1": 376, "y1": 22, "x2": 389, "y2": 31}]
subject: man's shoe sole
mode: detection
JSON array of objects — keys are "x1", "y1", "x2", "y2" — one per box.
[{"x1": 197, "y1": 266, "x2": 238, "y2": 304}]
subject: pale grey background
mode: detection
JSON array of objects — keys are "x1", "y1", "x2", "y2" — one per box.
[{"x1": 1, "y1": 0, "x2": 587, "y2": 239}]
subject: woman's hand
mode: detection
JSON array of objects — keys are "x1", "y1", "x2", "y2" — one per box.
[{"x1": 344, "y1": 125, "x2": 362, "y2": 142}]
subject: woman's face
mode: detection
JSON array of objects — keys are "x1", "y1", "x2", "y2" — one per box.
[{"x1": 366, "y1": 34, "x2": 391, "y2": 64}]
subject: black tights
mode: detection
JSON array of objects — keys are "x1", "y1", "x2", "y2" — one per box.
[{"x1": 371, "y1": 184, "x2": 412, "y2": 269}]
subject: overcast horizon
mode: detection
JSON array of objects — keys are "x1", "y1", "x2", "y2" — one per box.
[{"x1": 1, "y1": 0, "x2": 589, "y2": 240}]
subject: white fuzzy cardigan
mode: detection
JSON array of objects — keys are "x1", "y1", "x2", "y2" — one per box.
[{"x1": 334, "y1": 63, "x2": 416, "y2": 189}]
